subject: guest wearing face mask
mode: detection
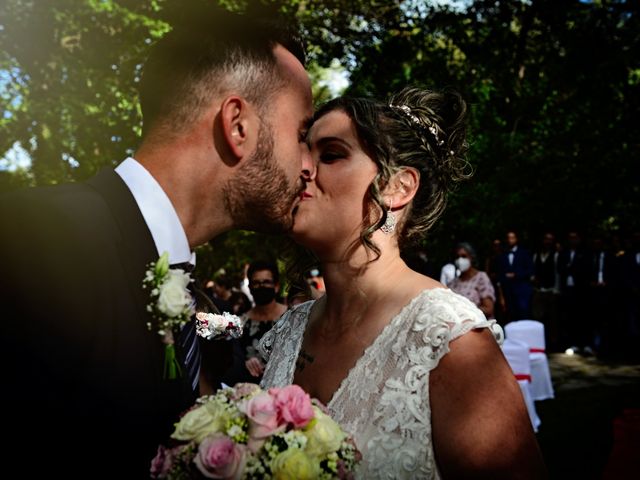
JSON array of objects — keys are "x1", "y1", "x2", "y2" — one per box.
[
  {"x1": 449, "y1": 242, "x2": 496, "y2": 319},
  {"x1": 221, "y1": 260, "x2": 287, "y2": 386}
]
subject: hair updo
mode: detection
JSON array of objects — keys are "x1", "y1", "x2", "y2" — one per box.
[{"x1": 314, "y1": 86, "x2": 471, "y2": 256}]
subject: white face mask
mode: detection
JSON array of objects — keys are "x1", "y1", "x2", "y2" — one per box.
[{"x1": 455, "y1": 257, "x2": 471, "y2": 272}]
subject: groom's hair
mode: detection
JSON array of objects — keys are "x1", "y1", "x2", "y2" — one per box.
[{"x1": 139, "y1": 5, "x2": 305, "y2": 140}]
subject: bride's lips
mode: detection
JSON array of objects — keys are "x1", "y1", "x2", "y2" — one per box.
[{"x1": 300, "y1": 191, "x2": 313, "y2": 199}]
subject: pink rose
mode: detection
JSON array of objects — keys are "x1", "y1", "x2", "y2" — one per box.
[
  {"x1": 270, "y1": 385, "x2": 314, "y2": 428},
  {"x1": 239, "y1": 391, "x2": 285, "y2": 452},
  {"x1": 194, "y1": 435, "x2": 246, "y2": 479},
  {"x1": 150, "y1": 445, "x2": 173, "y2": 479}
]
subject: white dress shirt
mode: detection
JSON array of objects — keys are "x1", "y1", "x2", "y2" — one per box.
[
  {"x1": 115, "y1": 157, "x2": 195, "y2": 266},
  {"x1": 566, "y1": 250, "x2": 575, "y2": 287},
  {"x1": 597, "y1": 252, "x2": 605, "y2": 284}
]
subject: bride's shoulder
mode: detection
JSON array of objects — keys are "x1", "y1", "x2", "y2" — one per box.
[{"x1": 410, "y1": 288, "x2": 501, "y2": 339}]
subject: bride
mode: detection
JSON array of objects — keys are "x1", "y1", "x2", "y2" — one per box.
[{"x1": 259, "y1": 87, "x2": 546, "y2": 478}]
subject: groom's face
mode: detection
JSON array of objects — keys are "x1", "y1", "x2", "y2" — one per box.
[{"x1": 224, "y1": 45, "x2": 313, "y2": 233}]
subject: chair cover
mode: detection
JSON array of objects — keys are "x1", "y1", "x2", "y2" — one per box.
[
  {"x1": 505, "y1": 320, "x2": 555, "y2": 400},
  {"x1": 501, "y1": 338, "x2": 541, "y2": 432}
]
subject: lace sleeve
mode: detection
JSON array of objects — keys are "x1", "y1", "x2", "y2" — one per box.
[
  {"x1": 446, "y1": 291, "x2": 502, "y2": 343},
  {"x1": 411, "y1": 289, "x2": 504, "y2": 367}
]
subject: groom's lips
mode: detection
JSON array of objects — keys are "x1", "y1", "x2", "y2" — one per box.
[{"x1": 300, "y1": 192, "x2": 312, "y2": 199}]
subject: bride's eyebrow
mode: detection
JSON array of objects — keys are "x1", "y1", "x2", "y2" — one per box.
[{"x1": 316, "y1": 136, "x2": 352, "y2": 149}]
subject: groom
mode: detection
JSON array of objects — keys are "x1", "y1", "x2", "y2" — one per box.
[{"x1": 0, "y1": 9, "x2": 312, "y2": 478}]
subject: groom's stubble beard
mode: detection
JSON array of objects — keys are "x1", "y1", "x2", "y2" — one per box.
[{"x1": 222, "y1": 121, "x2": 303, "y2": 234}]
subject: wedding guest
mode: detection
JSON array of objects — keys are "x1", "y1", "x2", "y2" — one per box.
[
  {"x1": 498, "y1": 230, "x2": 535, "y2": 322},
  {"x1": 587, "y1": 235, "x2": 615, "y2": 355},
  {"x1": 223, "y1": 260, "x2": 288, "y2": 385},
  {"x1": 207, "y1": 273, "x2": 234, "y2": 313},
  {"x1": 532, "y1": 232, "x2": 560, "y2": 350},
  {"x1": 558, "y1": 230, "x2": 590, "y2": 351},
  {"x1": 286, "y1": 281, "x2": 314, "y2": 308},
  {"x1": 305, "y1": 266, "x2": 326, "y2": 299},
  {"x1": 0, "y1": 7, "x2": 313, "y2": 477},
  {"x1": 486, "y1": 238, "x2": 507, "y2": 324},
  {"x1": 228, "y1": 290, "x2": 252, "y2": 316},
  {"x1": 620, "y1": 231, "x2": 640, "y2": 361},
  {"x1": 260, "y1": 88, "x2": 545, "y2": 478},
  {"x1": 440, "y1": 260, "x2": 459, "y2": 287},
  {"x1": 449, "y1": 242, "x2": 496, "y2": 319}
]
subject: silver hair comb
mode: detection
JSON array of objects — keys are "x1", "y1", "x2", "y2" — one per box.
[{"x1": 389, "y1": 103, "x2": 445, "y2": 147}]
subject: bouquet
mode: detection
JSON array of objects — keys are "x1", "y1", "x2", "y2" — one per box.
[{"x1": 151, "y1": 383, "x2": 361, "y2": 479}]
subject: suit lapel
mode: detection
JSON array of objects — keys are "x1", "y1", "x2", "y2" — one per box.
[
  {"x1": 86, "y1": 168, "x2": 196, "y2": 406},
  {"x1": 86, "y1": 168, "x2": 158, "y2": 307}
]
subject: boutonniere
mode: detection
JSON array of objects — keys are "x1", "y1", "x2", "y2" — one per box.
[{"x1": 143, "y1": 252, "x2": 194, "y2": 379}]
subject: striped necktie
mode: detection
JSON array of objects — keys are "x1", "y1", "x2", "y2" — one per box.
[{"x1": 171, "y1": 262, "x2": 200, "y2": 393}]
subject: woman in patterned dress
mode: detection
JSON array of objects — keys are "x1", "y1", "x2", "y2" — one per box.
[
  {"x1": 259, "y1": 87, "x2": 546, "y2": 478},
  {"x1": 449, "y1": 242, "x2": 496, "y2": 319}
]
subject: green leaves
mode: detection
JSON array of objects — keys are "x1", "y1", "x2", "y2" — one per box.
[{"x1": 1, "y1": 0, "x2": 637, "y2": 266}]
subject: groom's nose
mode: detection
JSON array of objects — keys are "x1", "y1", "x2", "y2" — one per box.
[{"x1": 300, "y1": 145, "x2": 316, "y2": 181}]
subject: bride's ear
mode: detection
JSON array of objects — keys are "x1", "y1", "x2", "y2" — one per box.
[
  {"x1": 219, "y1": 96, "x2": 256, "y2": 161},
  {"x1": 383, "y1": 167, "x2": 420, "y2": 210}
]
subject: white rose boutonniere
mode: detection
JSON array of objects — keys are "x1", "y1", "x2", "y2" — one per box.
[
  {"x1": 143, "y1": 252, "x2": 194, "y2": 379},
  {"x1": 157, "y1": 269, "x2": 192, "y2": 317}
]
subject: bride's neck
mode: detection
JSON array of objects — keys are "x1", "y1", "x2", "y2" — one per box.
[{"x1": 317, "y1": 247, "x2": 408, "y2": 330}]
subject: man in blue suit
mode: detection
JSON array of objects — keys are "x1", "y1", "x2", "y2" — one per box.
[{"x1": 499, "y1": 231, "x2": 535, "y2": 322}]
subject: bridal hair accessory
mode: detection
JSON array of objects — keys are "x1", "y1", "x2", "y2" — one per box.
[
  {"x1": 143, "y1": 252, "x2": 195, "y2": 379},
  {"x1": 150, "y1": 383, "x2": 362, "y2": 479},
  {"x1": 380, "y1": 202, "x2": 397, "y2": 234},
  {"x1": 389, "y1": 103, "x2": 445, "y2": 146}
]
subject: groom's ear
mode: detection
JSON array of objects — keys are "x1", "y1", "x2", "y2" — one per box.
[{"x1": 219, "y1": 96, "x2": 257, "y2": 161}]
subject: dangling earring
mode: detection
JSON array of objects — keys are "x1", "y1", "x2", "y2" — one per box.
[{"x1": 380, "y1": 202, "x2": 396, "y2": 234}]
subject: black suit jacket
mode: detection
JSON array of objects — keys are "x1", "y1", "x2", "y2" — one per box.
[
  {"x1": 0, "y1": 169, "x2": 195, "y2": 477},
  {"x1": 558, "y1": 248, "x2": 590, "y2": 290}
]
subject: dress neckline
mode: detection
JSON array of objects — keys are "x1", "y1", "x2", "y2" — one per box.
[{"x1": 293, "y1": 287, "x2": 449, "y2": 409}]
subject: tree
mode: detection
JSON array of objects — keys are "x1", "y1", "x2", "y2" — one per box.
[
  {"x1": 1, "y1": 0, "x2": 637, "y2": 269},
  {"x1": 346, "y1": 0, "x2": 639, "y2": 261}
]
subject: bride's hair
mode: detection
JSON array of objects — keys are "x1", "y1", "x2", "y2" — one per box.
[{"x1": 314, "y1": 86, "x2": 471, "y2": 257}]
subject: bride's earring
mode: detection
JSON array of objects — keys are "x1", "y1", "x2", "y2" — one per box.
[{"x1": 380, "y1": 202, "x2": 396, "y2": 234}]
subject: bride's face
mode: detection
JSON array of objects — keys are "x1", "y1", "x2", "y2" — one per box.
[{"x1": 292, "y1": 109, "x2": 378, "y2": 254}]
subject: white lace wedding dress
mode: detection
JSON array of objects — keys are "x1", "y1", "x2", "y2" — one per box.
[{"x1": 259, "y1": 288, "x2": 503, "y2": 479}]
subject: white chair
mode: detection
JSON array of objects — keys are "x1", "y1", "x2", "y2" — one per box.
[
  {"x1": 501, "y1": 338, "x2": 541, "y2": 432},
  {"x1": 504, "y1": 320, "x2": 555, "y2": 401}
]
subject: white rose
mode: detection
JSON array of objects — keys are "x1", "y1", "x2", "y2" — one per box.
[
  {"x1": 157, "y1": 270, "x2": 192, "y2": 317},
  {"x1": 171, "y1": 405, "x2": 222, "y2": 443},
  {"x1": 210, "y1": 314, "x2": 227, "y2": 329}
]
